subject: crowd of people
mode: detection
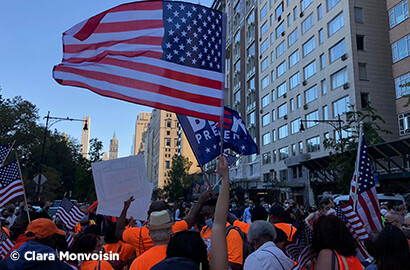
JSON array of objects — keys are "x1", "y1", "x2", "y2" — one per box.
[{"x1": 0, "y1": 157, "x2": 409, "y2": 270}]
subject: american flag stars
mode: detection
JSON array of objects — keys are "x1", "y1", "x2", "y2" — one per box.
[{"x1": 162, "y1": 2, "x2": 223, "y2": 72}]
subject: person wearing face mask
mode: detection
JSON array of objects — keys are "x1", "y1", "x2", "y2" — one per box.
[
  {"x1": 242, "y1": 200, "x2": 254, "y2": 224},
  {"x1": 229, "y1": 202, "x2": 241, "y2": 220},
  {"x1": 305, "y1": 198, "x2": 334, "y2": 228}
]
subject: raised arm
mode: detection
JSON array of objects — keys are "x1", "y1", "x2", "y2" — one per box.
[
  {"x1": 184, "y1": 190, "x2": 212, "y2": 228},
  {"x1": 210, "y1": 157, "x2": 229, "y2": 270},
  {"x1": 115, "y1": 196, "x2": 134, "y2": 241}
]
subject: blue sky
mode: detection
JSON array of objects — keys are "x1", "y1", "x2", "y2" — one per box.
[{"x1": 0, "y1": 0, "x2": 212, "y2": 157}]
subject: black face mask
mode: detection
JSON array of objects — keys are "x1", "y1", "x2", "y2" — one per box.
[{"x1": 384, "y1": 221, "x2": 392, "y2": 227}]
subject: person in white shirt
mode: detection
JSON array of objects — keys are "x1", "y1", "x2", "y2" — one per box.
[{"x1": 244, "y1": 220, "x2": 294, "y2": 270}]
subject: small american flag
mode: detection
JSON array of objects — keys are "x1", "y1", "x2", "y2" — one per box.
[
  {"x1": 56, "y1": 198, "x2": 85, "y2": 230},
  {"x1": 0, "y1": 228, "x2": 13, "y2": 259},
  {"x1": 349, "y1": 134, "x2": 383, "y2": 232},
  {"x1": 200, "y1": 179, "x2": 209, "y2": 191},
  {"x1": 0, "y1": 161, "x2": 24, "y2": 208},
  {"x1": 0, "y1": 145, "x2": 11, "y2": 166},
  {"x1": 285, "y1": 222, "x2": 315, "y2": 270},
  {"x1": 53, "y1": 1, "x2": 225, "y2": 122}
]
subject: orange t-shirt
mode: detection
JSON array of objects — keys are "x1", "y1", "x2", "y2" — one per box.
[
  {"x1": 200, "y1": 223, "x2": 243, "y2": 265},
  {"x1": 80, "y1": 260, "x2": 114, "y2": 270},
  {"x1": 129, "y1": 245, "x2": 167, "y2": 270},
  {"x1": 233, "y1": 220, "x2": 250, "y2": 234},
  {"x1": 103, "y1": 242, "x2": 135, "y2": 263},
  {"x1": 274, "y1": 223, "x2": 297, "y2": 242}
]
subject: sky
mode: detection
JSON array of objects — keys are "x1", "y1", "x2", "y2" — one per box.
[{"x1": 0, "y1": 0, "x2": 212, "y2": 158}]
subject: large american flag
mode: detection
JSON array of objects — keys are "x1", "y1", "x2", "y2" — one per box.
[
  {"x1": 0, "y1": 145, "x2": 12, "y2": 166},
  {"x1": 56, "y1": 198, "x2": 85, "y2": 230},
  {"x1": 0, "y1": 161, "x2": 24, "y2": 208},
  {"x1": 349, "y1": 134, "x2": 383, "y2": 232},
  {"x1": 53, "y1": 1, "x2": 225, "y2": 122},
  {"x1": 0, "y1": 228, "x2": 13, "y2": 259}
]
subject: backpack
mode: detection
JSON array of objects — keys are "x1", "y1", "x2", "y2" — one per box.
[{"x1": 226, "y1": 225, "x2": 254, "y2": 264}]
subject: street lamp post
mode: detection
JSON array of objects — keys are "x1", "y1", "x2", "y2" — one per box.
[
  {"x1": 299, "y1": 114, "x2": 344, "y2": 139},
  {"x1": 36, "y1": 111, "x2": 88, "y2": 201}
]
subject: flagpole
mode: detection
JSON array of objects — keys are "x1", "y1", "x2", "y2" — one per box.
[
  {"x1": 200, "y1": 166, "x2": 212, "y2": 191},
  {"x1": 13, "y1": 150, "x2": 31, "y2": 223},
  {"x1": 353, "y1": 122, "x2": 363, "y2": 211},
  {"x1": 0, "y1": 141, "x2": 16, "y2": 168}
]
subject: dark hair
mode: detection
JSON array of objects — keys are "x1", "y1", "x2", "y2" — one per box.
[
  {"x1": 166, "y1": 230, "x2": 209, "y2": 270},
  {"x1": 250, "y1": 206, "x2": 268, "y2": 222},
  {"x1": 318, "y1": 198, "x2": 332, "y2": 209},
  {"x1": 364, "y1": 231, "x2": 379, "y2": 259},
  {"x1": 104, "y1": 223, "x2": 117, "y2": 244},
  {"x1": 83, "y1": 224, "x2": 101, "y2": 235},
  {"x1": 312, "y1": 215, "x2": 356, "y2": 257},
  {"x1": 203, "y1": 198, "x2": 217, "y2": 208},
  {"x1": 376, "y1": 226, "x2": 410, "y2": 270},
  {"x1": 72, "y1": 233, "x2": 100, "y2": 253}
]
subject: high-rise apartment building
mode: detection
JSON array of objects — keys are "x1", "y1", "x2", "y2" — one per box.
[
  {"x1": 132, "y1": 112, "x2": 152, "y2": 155},
  {"x1": 80, "y1": 116, "x2": 90, "y2": 159},
  {"x1": 386, "y1": 0, "x2": 410, "y2": 137},
  {"x1": 109, "y1": 131, "x2": 119, "y2": 160},
  {"x1": 258, "y1": 0, "x2": 398, "y2": 203}
]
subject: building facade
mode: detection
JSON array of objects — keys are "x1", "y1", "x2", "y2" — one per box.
[
  {"x1": 80, "y1": 116, "x2": 90, "y2": 159},
  {"x1": 386, "y1": 0, "x2": 410, "y2": 138},
  {"x1": 109, "y1": 131, "x2": 119, "y2": 160},
  {"x1": 132, "y1": 112, "x2": 152, "y2": 155}
]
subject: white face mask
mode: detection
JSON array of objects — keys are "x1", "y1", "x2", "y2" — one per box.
[
  {"x1": 284, "y1": 203, "x2": 290, "y2": 208},
  {"x1": 326, "y1": 208, "x2": 336, "y2": 216}
]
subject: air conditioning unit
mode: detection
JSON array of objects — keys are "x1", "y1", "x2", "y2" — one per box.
[
  {"x1": 341, "y1": 54, "x2": 348, "y2": 61},
  {"x1": 278, "y1": 15, "x2": 281, "y2": 21},
  {"x1": 303, "y1": 104, "x2": 309, "y2": 110},
  {"x1": 284, "y1": 115, "x2": 288, "y2": 120},
  {"x1": 283, "y1": 93, "x2": 287, "y2": 98},
  {"x1": 343, "y1": 82, "x2": 350, "y2": 89},
  {"x1": 300, "y1": 12, "x2": 304, "y2": 17},
  {"x1": 302, "y1": 80, "x2": 307, "y2": 86},
  {"x1": 281, "y1": 31, "x2": 285, "y2": 36}
]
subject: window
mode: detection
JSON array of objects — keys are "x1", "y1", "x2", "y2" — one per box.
[
  {"x1": 292, "y1": 144, "x2": 297, "y2": 156},
  {"x1": 318, "y1": 4, "x2": 323, "y2": 20},
  {"x1": 290, "y1": 72, "x2": 300, "y2": 89},
  {"x1": 278, "y1": 103, "x2": 288, "y2": 118},
  {"x1": 392, "y1": 35, "x2": 410, "y2": 63},
  {"x1": 273, "y1": 150, "x2": 277, "y2": 162},
  {"x1": 355, "y1": 7, "x2": 364, "y2": 23},
  {"x1": 306, "y1": 110, "x2": 319, "y2": 128},
  {"x1": 261, "y1": 57, "x2": 269, "y2": 71},
  {"x1": 263, "y1": 132, "x2": 271, "y2": 145},
  {"x1": 277, "y1": 61, "x2": 287, "y2": 77},
  {"x1": 395, "y1": 72, "x2": 410, "y2": 98},
  {"x1": 389, "y1": 1, "x2": 409, "y2": 28},
  {"x1": 299, "y1": 141, "x2": 304, "y2": 154},
  {"x1": 323, "y1": 105, "x2": 328, "y2": 120},
  {"x1": 270, "y1": 14, "x2": 274, "y2": 26},
  {"x1": 261, "y1": 21, "x2": 268, "y2": 36},
  {"x1": 307, "y1": 136, "x2": 320, "y2": 152},
  {"x1": 290, "y1": 98, "x2": 295, "y2": 111},
  {"x1": 262, "y1": 113, "x2": 271, "y2": 126},
  {"x1": 291, "y1": 118, "x2": 301, "y2": 134},
  {"x1": 287, "y1": 13, "x2": 292, "y2": 26},
  {"x1": 329, "y1": 13, "x2": 344, "y2": 37},
  {"x1": 356, "y1": 35, "x2": 364, "y2": 50},
  {"x1": 273, "y1": 129, "x2": 277, "y2": 142},
  {"x1": 301, "y1": 0, "x2": 313, "y2": 11},
  {"x1": 262, "y1": 75, "x2": 270, "y2": 89},
  {"x1": 305, "y1": 85, "x2": 318, "y2": 104},
  {"x1": 333, "y1": 96, "x2": 350, "y2": 117},
  {"x1": 261, "y1": 4, "x2": 268, "y2": 19},
  {"x1": 361, "y1": 93, "x2": 369, "y2": 108},
  {"x1": 262, "y1": 94, "x2": 270, "y2": 107},
  {"x1": 331, "y1": 67, "x2": 348, "y2": 89},
  {"x1": 294, "y1": 6, "x2": 298, "y2": 20},
  {"x1": 279, "y1": 169, "x2": 288, "y2": 181},
  {"x1": 261, "y1": 38, "x2": 269, "y2": 54},
  {"x1": 327, "y1": 0, "x2": 341, "y2": 11},
  {"x1": 288, "y1": 28, "x2": 299, "y2": 47},
  {"x1": 276, "y1": 41, "x2": 286, "y2": 58},
  {"x1": 279, "y1": 146, "x2": 289, "y2": 160},
  {"x1": 278, "y1": 81, "x2": 287, "y2": 97},
  {"x1": 297, "y1": 94, "x2": 301, "y2": 108},
  {"x1": 234, "y1": 91, "x2": 240, "y2": 103},
  {"x1": 302, "y1": 13, "x2": 314, "y2": 34},
  {"x1": 329, "y1": 39, "x2": 346, "y2": 62},
  {"x1": 320, "y1": 54, "x2": 326, "y2": 69},
  {"x1": 303, "y1": 36, "x2": 315, "y2": 57},
  {"x1": 399, "y1": 112, "x2": 410, "y2": 135},
  {"x1": 321, "y1": 79, "x2": 327, "y2": 95},
  {"x1": 262, "y1": 152, "x2": 272, "y2": 165},
  {"x1": 289, "y1": 50, "x2": 300, "y2": 68},
  {"x1": 319, "y1": 28, "x2": 324, "y2": 44},
  {"x1": 271, "y1": 51, "x2": 275, "y2": 63},
  {"x1": 276, "y1": 2, "x2": 284, "y2": 18},
  {"x1": 359, "y1": 63, "x2": 367, "y2": 80},
  {"x1": 276, "y1": 22, "x2": 285, "y2": 38},
  {"x1": 279, "y1": 124, "x2": 289, "y2": 139},
  {"x1": 304, "y1": 61, "x2": 317, "y2": 80},
  {"x1": 165, "y1": 161, "x2": 170, "y2": 169},
  {"x1": 272, "y1": 109, "x2": 276, "y2": 121},
  {"x1": 166, "y1": 138, "x2": 171, "y2": 146}
]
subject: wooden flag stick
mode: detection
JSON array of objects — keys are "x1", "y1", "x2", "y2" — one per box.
[
  {"x1": 14, "y1": 150, "x2": 31, "y2": 223},
  {"x1": 0, "y1": 140, "x2": 16, "y2": 168}
]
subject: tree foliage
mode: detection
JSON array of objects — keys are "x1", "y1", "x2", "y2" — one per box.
[{"x1": 163, "y1": 155, "x2": 193, "y2": 201}]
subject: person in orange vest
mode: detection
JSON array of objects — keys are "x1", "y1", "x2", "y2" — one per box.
[
  {"x1": 312, "y1": 215, "x2": 363, "y2": 270},
  {"x1": 103, "y1": 222, "x2": 135, "y2": 269},
  {"x1": 269, "y1": 205, "x2": 297, "y2": 244},
  {"x1": 73, "y1": 233, "x2": 114, "y2": 270}
]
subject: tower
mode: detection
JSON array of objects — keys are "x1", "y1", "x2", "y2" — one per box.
[
  {"x1": 109, "y1": 131, "x2": 119, "y2": 160},
  {"x1": 80, "y1": 116, "x2": 90, "y2": 159},
  {"x1": 133, "y1": 112, "x2": 152, "y2": 155}
]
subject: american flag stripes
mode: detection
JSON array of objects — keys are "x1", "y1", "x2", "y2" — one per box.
[
  {"x1": 53, "y1": 1, "x2": 225, "y2": 122},
  {"x1": 0, "y1": 145, "x2": 12, "y2": 166},
  {"x1": 56, "y1": 198, "x2": 85, "y2": 230},
  {"x1": 349, "y1": 134, "x2": 383, "y2": 232},
  {"x1": 222, "y1": 152, "x2": 239, "y2": 168},
  {"x1": 336, "y1": 204, "x2": 368, "y2": 242},
  {"x1": 0, "y1": 228, "x2": 13, "y2": 259},
  {"x1": 285, "y1": 222, "x2": 315, "y2": 270},
  {"x1": 0, "y1": 161, "x2": 25, "y2": 208}
]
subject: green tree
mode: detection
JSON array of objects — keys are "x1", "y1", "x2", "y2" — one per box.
[
  {"x1": 164, "y1": 155, "x2": 193, "y2": 201},
  {"x1": 323, "y1": 103, "x2": 391, "y2": 193}
]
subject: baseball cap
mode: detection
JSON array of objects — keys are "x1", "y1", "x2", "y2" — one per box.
[{"x1": 25, "y1": 218, "x2": 66, "y2": 240}]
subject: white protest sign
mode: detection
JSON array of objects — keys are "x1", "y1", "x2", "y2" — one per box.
[{"x1": 91, "y1": 155, "x2": 153, "y2": 220}]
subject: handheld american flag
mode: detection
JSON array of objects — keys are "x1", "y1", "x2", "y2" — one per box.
[
  {"x1": 0, "y1": 161, "x2": 25, "y2": 208},
  {"x1": 349, "y1": 133, "x2": 383, "y2": 232},
  {"x1": 284, "y1": 221, "x2": 315, "y2": 270},
  {"x1": 0, "y1": 145, "x2": 12, "y2": 166},
  {"x1": 53, "y1": 1, "x2": 226, "y2": 122},
  {"x1": 56, "y1": 198, "x2": 85, "y2": 230},
  {"x1": 0, "y1": 227, "x2": 13, "y2": 259}
]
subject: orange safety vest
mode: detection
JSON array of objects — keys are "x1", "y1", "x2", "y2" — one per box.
[
  {"x1": 334, "y1": 250, "x2": 363, "y2": 270},
  {"x1": 274, "y1": 223, "x2": 297, "y2": 242},
  {"x1": 75, "y1": 220, "x2": 96, "y2": 233}
]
